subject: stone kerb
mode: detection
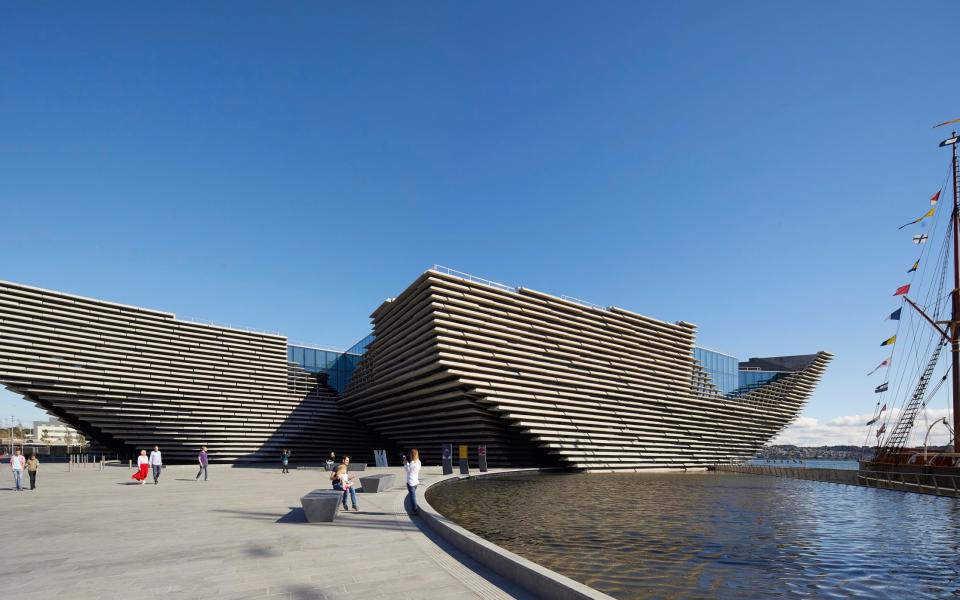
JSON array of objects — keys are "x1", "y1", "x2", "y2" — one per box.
[{"x1": 416, "y1": 470, "x2": 615, "y2": 600}]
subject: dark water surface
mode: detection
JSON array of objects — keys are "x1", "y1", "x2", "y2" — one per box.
[{"x1": 426, "y1": 472, "x2": 960, "y2": 599}]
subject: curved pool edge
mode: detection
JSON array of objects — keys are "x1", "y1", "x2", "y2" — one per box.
[{"x1": 417, "y1": 469, "x2": 617, "y2": 600}]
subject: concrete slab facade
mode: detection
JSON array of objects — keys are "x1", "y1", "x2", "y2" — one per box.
[
  {"x1": 0, "y1": 280, "x2": 384, "y2": 463},
  {"x1": 341, "y1": 270, "x2": 832, "y2": 470}
]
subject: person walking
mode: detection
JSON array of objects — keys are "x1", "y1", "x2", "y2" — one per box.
[
  {"x1": 403, "y1": 449, "x2": 422, "y2": 515},
  {"x1": 281, "y1": 448, "x2": 290, "y2": 474},
  {"x1": 196, "y1": 446, "x2": 208, "y2": 481},
  {"x1": 331, "y1": 463, "x2": 358, "y2": 511},
  {"x1": 149, "y1": 445, "x2": 163, "y2": 485},
  {"x1": 131, "y1": 450, "x2": 149, "y2": 484},
  {"x1": 10, "y1": 449, "x2": 25, "y2": 491},
  {"x1": 26, "y1": 454, "x2": 39, "y2": 490}
]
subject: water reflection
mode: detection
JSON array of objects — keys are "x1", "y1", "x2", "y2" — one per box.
[{"x1": 426, "y1": 472, "x2": 960, "y2": 599}]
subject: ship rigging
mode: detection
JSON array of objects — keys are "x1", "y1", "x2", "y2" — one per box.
[{"x1": 861, "y1": 124, "x2": 960, "y2": 476}]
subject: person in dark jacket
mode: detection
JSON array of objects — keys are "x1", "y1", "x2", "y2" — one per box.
[{"x1": 26, "y1": 454, "x2": 39, "y2": 490}]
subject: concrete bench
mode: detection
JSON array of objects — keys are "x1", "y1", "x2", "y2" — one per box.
[
  {"x1": 358, "y1": 473, "x2": 396, "y2": 493},
  {"x1": 300, "y1": 489, "x2": 344, "y2": 522}
]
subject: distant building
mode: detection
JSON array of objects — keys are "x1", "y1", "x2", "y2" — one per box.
[{"x1": 31, "y1": 418, "x2": 81, "y2": 445}]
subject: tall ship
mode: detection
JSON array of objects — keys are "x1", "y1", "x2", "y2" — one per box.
[{"x1": 860, "y1": 122, "x2": 960, "y2": 482}]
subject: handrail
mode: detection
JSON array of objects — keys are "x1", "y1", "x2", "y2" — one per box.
[
  {"x1": 429, "y1": 265, "x2": 612, "y2": 312},
  {"x1": 287, "y1": 341, "x2": 353, "y2": 354},
  {"x1": 429, "y1": 265, "x2": 517, "y2": 293},
  {"x1": 178, "y1": 316, "x2": 285, "y2": 338},
  {"x1": 560, "y1": 294, "x2": 608, "y2": 312}
]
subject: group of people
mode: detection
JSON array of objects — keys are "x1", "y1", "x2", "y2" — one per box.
[
  {"x1": 324, "y1": 449, "x2": 422, "y2": 515},
  {"x1": 8, "y1": 449, "x2": 39, "y2": 491},
  {"x1": 131, "y1": 445, "x2": 209, "y2": 484},
  {"x1": 13, "y1": 442, "x2": 424, "y2": 515}
]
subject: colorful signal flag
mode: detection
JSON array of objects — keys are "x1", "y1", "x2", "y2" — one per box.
[
  {"x1": 880, "y1": 335, "x2": 897, "y2": 347},
  {"x1": 866, "y1": 404, "x2": 887, "y2": 426},
  {"x1": 894, "y1": 284, "x2": 910, "y2": 296},
  {"x1": 868, "y1": 358, "x2": 891, "y2": 376},
  {"x1": 899, "y1": 206, "x2": 937, "y2": 229},
  {"x1": 887, "y1": 308, "x2": 902, "y2": 321}
]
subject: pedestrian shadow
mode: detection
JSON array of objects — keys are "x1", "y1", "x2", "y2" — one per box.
[
  {"x1": 245, "y1": 543, "x2": 281, "y2": 557},
  {"x1": 174, "y1": 478, "x2": 199, "y2": 481},
  {"x1": 115, "y1": 482, "x2": 144, "y2": 485},
  {"x1": 284, "y1": 584, "x2": 326, "y2": 600}
]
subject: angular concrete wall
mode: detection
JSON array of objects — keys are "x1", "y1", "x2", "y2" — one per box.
[
  {"x1": 0, "y1": 280, "x2": 381, "y2": 463},
  {"x1": 341, "y1": 270, "x2": 832, "y2": 471}
]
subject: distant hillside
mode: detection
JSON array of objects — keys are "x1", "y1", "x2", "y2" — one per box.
[{"x1": 758, "y1": 445, "x2": 873, "y2": 461}]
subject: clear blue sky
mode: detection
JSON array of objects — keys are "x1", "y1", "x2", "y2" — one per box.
[{"x1": 2, "y1": 3, "x2": 958, "y2": 443}]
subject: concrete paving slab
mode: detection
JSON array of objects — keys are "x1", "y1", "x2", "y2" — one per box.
[{"x1": 0, "y1": 464, "x2": 536, "y2": 600}]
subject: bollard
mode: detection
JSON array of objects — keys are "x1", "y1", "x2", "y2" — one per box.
[
  {"x1": 478, "y1": 445, "x2": 488, "y2": 472},
  {"x1": 441, "y1": 444, "x2": 453, "y2": 475},
  {"x1": 68, "y1": 455, "x2": 72, "y2": 472},
  {"x1": 458, "y1": 444, "x2": 470, "y2": 475},
  {"x1": 128, "y1": 458, "x2": 132, "y2": 470}
]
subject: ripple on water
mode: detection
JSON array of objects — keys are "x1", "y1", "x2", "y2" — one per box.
[{"x1": 426, "y1": 472, "x2": 960, "y2": 599}]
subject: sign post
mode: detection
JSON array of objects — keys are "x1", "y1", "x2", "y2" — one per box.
[
  {"x1": 441, "y1": 443, "x2": 453, "y2": 475},
  {"x1": 478, "y1": 445, "x2": 488, "y2": 472},
  {"x1": 458, "y1": 444, "x2": 470, "y2": 475}
]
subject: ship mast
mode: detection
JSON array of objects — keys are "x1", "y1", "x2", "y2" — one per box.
[{"x1": 950, "y1": 131, "x2": 960, "y2": 453}]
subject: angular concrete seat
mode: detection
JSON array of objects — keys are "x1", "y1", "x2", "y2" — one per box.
[
  {"x1": 300, "y1": 489, "x2": 343, "y2": 522},
  {"x1": 358, "y1": 473, "x2": 396, "y2": 493}
]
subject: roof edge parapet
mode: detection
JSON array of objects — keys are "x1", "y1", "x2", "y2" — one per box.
[
  {"x1": 0, "y1": 278, "x2": 287, "y2": 340},
  {"x1": 426, "y1": 265, "x2": 687, "y2": 330}
]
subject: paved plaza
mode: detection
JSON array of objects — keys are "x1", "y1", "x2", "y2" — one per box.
[{"x1": 0, "y1": 463, "x2": 534, "y2": 600}]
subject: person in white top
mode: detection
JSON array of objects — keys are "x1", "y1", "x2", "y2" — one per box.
[
  {"x1": 403, "y1": 449, "x2": 422, "y2": 515},
  {"x1": 131, "y1": 450, "x2": 150, "y2": 484},
  {"x1": 10, "y1": 449, "x2": 26, "y2": 492},
  {"x1": 149, "y1": 446, "x2": 163, "y2": 485}
]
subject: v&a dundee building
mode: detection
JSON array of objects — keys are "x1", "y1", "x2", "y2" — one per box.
[{"x1": 0, "y1": 268, "x2": 831, "y2": 471}]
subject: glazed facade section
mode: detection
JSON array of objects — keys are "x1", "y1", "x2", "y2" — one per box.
[
  {"x1": 0, "y1": 280, "x2": 381, "y2": 462},
  {"x1": 342, "y1": 271, "x2": 832, "y2": 471}
]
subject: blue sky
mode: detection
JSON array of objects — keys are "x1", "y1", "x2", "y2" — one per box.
[{"x1": 2, "y1": 3, "x2": 958, "y2": 444}]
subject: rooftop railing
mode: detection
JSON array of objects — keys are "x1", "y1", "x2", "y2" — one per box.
[
  {"x1": 287, "y1": 341, "x2": 351, "y2": 354},
  {"x1": 178, "y1": 316, "x2": 285, "y2": 338},
  {"x1": 430, "y1": 265, "x2": 517, "y2": 293},
  {"x1": 429, "y1": 265, "x2": 610, "y2": 311},
  {"x1": 560, "y1": 294, "x2": 608, "y2": 312}
]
